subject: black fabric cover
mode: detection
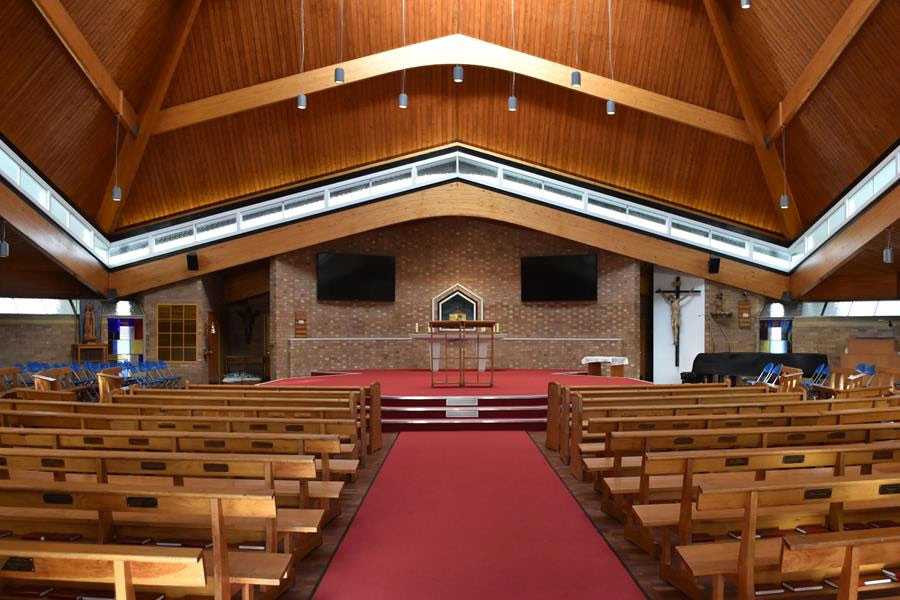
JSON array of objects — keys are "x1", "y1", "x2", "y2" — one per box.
[{"x1": 681, "y1": 352, "x2": 827, "y2": 383}]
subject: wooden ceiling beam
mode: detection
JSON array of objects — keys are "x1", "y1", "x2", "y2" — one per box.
[
  {"x1": 153, "y1": 34, "x2": 752, "y2": 145},
  {"x1": 95, "y1": 0, "x2": 202, "y2": 234},
  {"x1": 764, "y1": 0, "x2": 881, "y2": 144},
  {"x1": 790, "y1": 185, "x2": 900, "y2": 298},
  {"x1": 0, "y1": 183, "x2": 108, "y2": 295},
  {"x1": 109, "y1": 182, "x2": 788, "y2": 298},
  {"x1": 702, "y1": 0, "x2": 804, "y2": 240},
  {"x1": 31, "y1": 0, "x2": 140, "y2": 135}
]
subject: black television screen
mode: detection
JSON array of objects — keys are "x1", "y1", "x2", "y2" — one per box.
[
  {"x1": 520, "y1": 254, "x2": 598, "y2": 302},
  {"x1": 316, "y1": 253, "x2": 396, "y2": 301}
]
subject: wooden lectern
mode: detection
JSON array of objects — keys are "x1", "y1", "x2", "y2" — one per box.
[{"x1": 429, "y1": 320, "x2": 496, "y2": 388}]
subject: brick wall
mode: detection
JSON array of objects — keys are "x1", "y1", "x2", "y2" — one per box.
[
  {"x1": 792, "y1": 318, "x2": 898, "y2": 366},
  {"x1": 270, "y1": 218, "x2": 642, "y2": 378},
  {"x1": 139, "y1": 279, "x2": 213, "y2": 384},
  {"x1": 0, "y1": 315, "x2": 77, "y2": 366},
  {"x1": 704, "y1": 282, "x2": 766, "y2": 353}
]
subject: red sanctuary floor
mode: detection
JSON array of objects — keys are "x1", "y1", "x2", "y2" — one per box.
[{"x1": 266, "y1": 369, "x2": 642, "y2": 397}]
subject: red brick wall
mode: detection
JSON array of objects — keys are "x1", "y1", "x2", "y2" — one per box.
[{"x1": 270, "y1": 218, "x2": 642, "y2": 378}]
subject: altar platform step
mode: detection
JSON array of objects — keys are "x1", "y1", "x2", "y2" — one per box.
[{"x1": 381, "y1": 394, "x2": 547, "y2": 431}]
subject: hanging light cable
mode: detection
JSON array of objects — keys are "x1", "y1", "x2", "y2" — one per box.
[
  {"x1": 297, "y1": 0, "x2": 308, "y2": 109},
  {"x1": 507, "y1": 0, "x2": 517, "y2": 111},
  {"x1": 570, "y1": 0, "x2": 581, "y2": 88},
  {"x1": 335, "y1": 0, "x2": 346, "y2": 83},
  {"x1": 779, "y1": 103, "x2": 790, "y2": 210},
  {"x1": 398, "y1": 0, "x2": 408, "y2": 108},
  {"x1": 453, "y1": 0, "x2": 463, "y2": 83},
  {"x1": 606, "y1": 0, "x2": 615, "y2": 115},
  {"x1": 112, "y1": 91, "x2": 122, "y2": 202}
]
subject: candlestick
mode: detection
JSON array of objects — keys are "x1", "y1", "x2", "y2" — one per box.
[{"x1": 415, "y1": 322, "x2": 419, "y2": 333}]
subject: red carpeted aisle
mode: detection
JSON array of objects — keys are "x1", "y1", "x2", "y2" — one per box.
[{"x1": 313, "y1": 431, "x2": 644, "y2": 599}]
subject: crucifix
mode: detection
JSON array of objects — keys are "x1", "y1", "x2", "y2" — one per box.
[{"x1": 655, "y1": 276, "x2": 701, "y2": 367}]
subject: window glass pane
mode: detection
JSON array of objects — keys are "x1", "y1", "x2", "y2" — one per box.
[
  {"x1": 768, "y1": 303, "x2": 785, "y2": 318},
  {"x1": 587, "y1": 196, "x2": 626, "y2": 218},
  {"x1": 329, "y1": 181, "x2": 369, "y2": 205},
  {"x1": 800, "y1": 302, "x2": 825, "y2": 317},
  {"x1": 822, "y1": 302, "x2": 852, "y2": 317},
  {"x1": 542, "y1": 182, "x2": 582, "y2": 209},
  {"x1": 711, "y1": 233, "x2": 748, "y2": 255},
  {"x1": 627, "y1": 208, "x2": 667, "y2": 233},
  {"x1": 20, "y1": 170, "x2": 47, "y2": 208},
  {"x1": 671, "y1": 221, "x2": 709, "y2": 245},
  {"x1": 874, "y1": 300, "x2": 900, "y2": 316},
  {"x1": 0, "y1": 148, "x2": 19, "y2": 183},
  {"x1": 458, "y1": 158, "x2": 497, "y2": 181},
  {"x1": 826, "y1": 206, "x2": 845, "y2": 235},
  {"x1": 154, "y1": 227, "x2": 194, "y2": 252},
  {"x1": 370, "y1": 170, "x2": 411, "y2": 195},
  {"x1": 846, "y1": 179, "x2": 873, "y2": 216},
  {"x1": 241, "y1": 204, "x2": 283, "y2": 229},
  {"x1": 284, "y1": 193, "x2": 325, "y2": 218},
  {"x1": 196, "y1": 216, "x2": 237, "y2": 241},
  {"x1": 503, "y1": 171, "x2": 542, "y2": 195},
  {"x1": 416, "y1": 158, "x2": 456, "y2": 182},
  {"x1": 157, "y1": 304, "x2": 198, "y2": 362},
  {"x1": 848, "y1": 301, "x2": 877, "y2": 317},
  {"x1": 873, "y1": 158, "x2": 897, "y2": 193},
  {"x1": 0, "y1": 298, "x2": 74, "y2": 315}
]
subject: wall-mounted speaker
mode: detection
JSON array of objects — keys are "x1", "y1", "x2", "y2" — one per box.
[
  {"x1": 106, "y1": 288, "x2": 118, "y2": 301},
  {"x1": 707, "y1": 257, "x2": 720, "y2": 274},
  {"x1": 186, "y1": 253, "x2": 199, "y2": 271}
]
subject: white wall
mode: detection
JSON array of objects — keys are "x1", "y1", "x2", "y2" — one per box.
[{"x1": 653, "y1": 268, "x2": 706, "y2": 383}]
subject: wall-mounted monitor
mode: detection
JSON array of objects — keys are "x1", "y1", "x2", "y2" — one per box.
[
  {"x1": 520, "y1": 254, "x2": 598, "y2": 302},
  {"x1": 316, "y1": 252, "x2": 396, "y2": 302}
]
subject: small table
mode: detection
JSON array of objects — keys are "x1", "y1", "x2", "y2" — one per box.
[{"x1": 582, "y1": 356, "x2": 629, "y2": 377}]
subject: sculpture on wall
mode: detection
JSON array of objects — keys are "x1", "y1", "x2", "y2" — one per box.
[
  {"x1": 655, "y1": 276, "x2": 701, "y2": 367},
  {"x1": 82, "y1": 304, "x2": 98, "y2": 342}
]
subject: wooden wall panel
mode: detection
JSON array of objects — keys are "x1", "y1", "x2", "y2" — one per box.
[{"x1": 0, "y1": 227, "x2": 96, "y2": 298}]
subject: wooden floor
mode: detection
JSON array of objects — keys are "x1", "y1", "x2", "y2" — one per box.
[{"x1": 288, "y1": 431, "x2": 684, "y2": 600}]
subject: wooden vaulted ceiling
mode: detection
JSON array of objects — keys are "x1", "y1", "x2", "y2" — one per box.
[{"x1": 0, "y1": 0, "x2": 897, "y2": 241}]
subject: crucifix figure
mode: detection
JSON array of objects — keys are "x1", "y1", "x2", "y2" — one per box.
[{"x1": 655, "y1": 276, "x2": 701, "y2": 367}]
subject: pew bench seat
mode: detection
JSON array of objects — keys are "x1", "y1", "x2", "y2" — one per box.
[
  {"x1": 677, "y1": 538, "x2": 781, "y2": 577},
  {"x1": 577, "y1": 442, "x2": 605, "y2": 454},
  {"x1": 583, "y1": 456, "x2": 642, "y2": 476},
  {"x1": 214, "y1": 550, "x2": 293, "y2": 586}
]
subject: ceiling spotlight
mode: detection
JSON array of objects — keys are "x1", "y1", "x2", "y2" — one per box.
[
  {"x1": 398, "y1": 92, "x2": 408, "y2": 109},
  {"x1": 740, "y1": 0, "x2": 751, "y2": 8},
  {"x1": 297, "y1": 93, "x2": 307, "y2": 109},
  {"x1": 334, "y1": 67, "x2": 345, "y2": 84},
  {"x1": 508, "y1": 95, "x2": 518, "y2": 112},
  {"x1": 779, "y1": 193, "x2": 790, "y2": 209},
  {"x1": 453, "y1": 65, "x2": 464, "y2": 83},
  {"x1": 112, "y1": 185, "x2": 122, "y2": 202},
  {"x1": 570, "y1": 70, "x2": 582, "y2": 88},
  {"x1": 606, "y1": 99, "x2": 616, "y2": 115}
]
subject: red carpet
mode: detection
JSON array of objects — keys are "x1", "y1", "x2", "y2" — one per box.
[
  {"x1": 268, "y1": 369, "x2": 641, "y2": 397},
  {"x1": 313, "y1": 431, "x2": 645, "y2": 599}
]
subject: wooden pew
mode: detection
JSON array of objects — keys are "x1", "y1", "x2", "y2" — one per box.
[
  {"x1": 0, "y1": 539, "x2": 206, "y2": 600},
  {"x1": 780, "y1": 528, "x2": 900, "y2": 600},
  {"x1": 553, "y1": 383, "x2": 752, "y2": 453},
  {"x1": 546, "y1": 382, "x2": 731, "y2": 450},
  {"x1": 0, "y1": 409, "x2": 364, "y2": 466},
  {"x1": 112, "y1": 390, "x2": 377, "y2": 456},
  {"x1": 677, "y1": 474, "x2": 900, "y2": 600},
  {"x1": 126, "y1": 383, "x2": 384, "y2": 452},
  {"x1": 1, "y1": 388, "x2": 80, "y2": 401},
  {"x1": 0, "y1": 479, "x2": 294, "y2": 600},
  {"x1": 626, "y1": 441, "x2": 900, "y2": 564},
  {"x1": 564, "y1": 391, "x2": 808, "y2": 471},
  {"x1": 0, "y1": 446, "x2": 330, "y2": 529},
  {"x1": 0, "y1": 427, "x2": 355, "y2": 482},
  {"x1": 97, "y1": 367, "x2": 125, "y2": 403}
]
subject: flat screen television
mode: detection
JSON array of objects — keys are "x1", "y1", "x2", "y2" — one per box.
[
  {"x1": 316, "y1": 252, "x2": 396, "y2": 301},
  {"x1": 520, "y1": 254, "x2": 598, "y2": 302}
]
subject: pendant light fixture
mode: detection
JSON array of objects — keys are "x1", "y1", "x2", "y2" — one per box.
[
  {"x1": 453, "y1": 0, "x2": 463, "y2": 83},
  {"x1": 297, "y1": 0, "x2": 307, "y2": 109},
  {"x1": 0, "y1": 219, "x2": 8, "y2": 258},
  {"x1": 112, "y1": 92, "x2": 122, "y2": 202},
  {"x1": 570, "y1": 0, "x2": 581, "y2": 88},
  {"x1": 885, "y1": 228, "x2": 895, "y2": 264},
  {"x1": 335, "y1": 0, "x2": 345, "y2": 83},
  {"x1": 779, "y1": 103, "x2": 791, "y2": 210},
  {"x1": 740, "y1": 0, "x2": 751, "y2": 9},
  {"x1": 398, "y1": 0, "x2": 408, "y2": 108},
  {"x1": 605, "y1": 0, "x2": 616, "y2": 115},
  {"x1": 507, "y1": 0, "x2": 517, "y2": 111}
]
